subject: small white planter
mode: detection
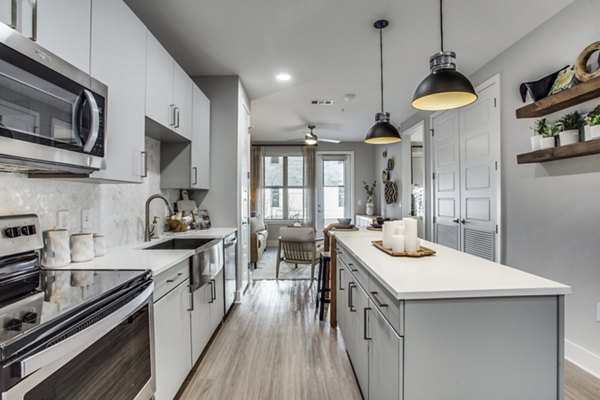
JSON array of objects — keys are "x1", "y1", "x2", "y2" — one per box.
[
  {"x1": 539, "y1": 136, "x2": 556, "y2": 149},
  {"x1": 589, "y1": 125, "x2": 600, "y2": 140},
  {"x1": 530, "y1": 135, "x2": 541, "y2": 151},
  {"x1": 559, "y1": 130, "x2": 579, "y2": 146}
]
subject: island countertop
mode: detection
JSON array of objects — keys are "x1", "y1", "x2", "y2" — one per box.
[{"x1": 332, "y1": 228, "x2": 571, "y2": 300}]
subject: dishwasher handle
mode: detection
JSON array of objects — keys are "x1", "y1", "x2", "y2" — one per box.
[{"x1": 224, "y1": 235, "x2": 237, "y2": 248}]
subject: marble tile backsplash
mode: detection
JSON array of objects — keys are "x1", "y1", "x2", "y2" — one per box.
[{"x1": 0, "y1": 137, "x2": 179, "y2": 248}]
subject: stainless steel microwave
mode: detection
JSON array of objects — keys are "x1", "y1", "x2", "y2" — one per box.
[{"x1": 0, "y1": 23, "x2": 107, "y2": 175}]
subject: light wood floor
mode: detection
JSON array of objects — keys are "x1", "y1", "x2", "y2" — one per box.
[{"x1": 179, "y1": 280, "x2": 600, "y2": 400}]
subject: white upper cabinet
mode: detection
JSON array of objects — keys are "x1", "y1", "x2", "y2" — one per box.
[
  {"x1": 0, "y1": 0, "x2": 91, "y2": 73},
  {"x1": 89, "y1": 0, "x2": 146, "y2": 182},
  {"x1": 173, "y1": 63, "x2": 193, "y2": 140},
  {"x1": 146, "y1": 32, "x2": 193, "y2": 141},
  {"x1": 146, "y1": 33, "x2": 174, "y2": 130},
  {"x1": 191, "y1": 84, "x2": 210, "y2": 189}
]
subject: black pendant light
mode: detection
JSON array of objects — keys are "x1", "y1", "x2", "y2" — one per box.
[
  {"x1": 304, "y1": 125, "x2": 318, "y2": 145},
  {"x1": 412, "y1": 0, "x2": 477, "y2": 111},
  {"x1": 365, "y1": 20, "x2": 401, "y2": 145}
]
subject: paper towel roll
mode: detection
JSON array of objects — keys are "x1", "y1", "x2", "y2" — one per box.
[{"x1": 403, "y1": 217, "x2": 419, "y2": 252}]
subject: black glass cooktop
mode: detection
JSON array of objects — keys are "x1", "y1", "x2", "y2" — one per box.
[{"x1": 0, "y1": 269, "x2": 150, "y2": 360}]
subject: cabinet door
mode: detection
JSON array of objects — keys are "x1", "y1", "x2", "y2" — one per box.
[
  {"x1": 369, "y1": 303, "x2": 403, "y2": 400},
  {"x1": 173, "y1": 63, "x2": 193, "y2": 140},
  {"x1": 146, "y1": 32, "x2": 174, "y2": 129},
  {"x1": 353, "y1": 283, "x2": 370, "y2": 398},
  {"x1": 191, "y1": 84, "x2": 210, "y2": 189},
  {"x1": 0, "y1": 0, "x2": 11, "y2": 26},
  {"x1": 36, "y1": 0, "x2": 91, "y2": 72},
  {"x1": 336, "y1": 262, "x2": 347, "y2": 337},
  {"x1": 153, "y1": 282, "x2": 192, "y2": 400},
  {"x1": 210, "y1": 269, "x2": 225, "y2": 332},
  {"x1": 191, "y1": 284, "x2": 212, "y2": 364},
  {"x1": 90, "y1": 0, "x2": 146, "y2": 182}
]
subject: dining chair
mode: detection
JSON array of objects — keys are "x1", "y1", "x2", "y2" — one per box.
[{"x1": 276, "y1": 227, "x2": 321, "y2": 280}]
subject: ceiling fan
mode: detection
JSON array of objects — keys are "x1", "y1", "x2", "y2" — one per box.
[{"x1": 304, "y1": 125, "x2": 340, "y2": 145}]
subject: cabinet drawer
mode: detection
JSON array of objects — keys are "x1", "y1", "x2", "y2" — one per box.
[
  {"x1": 154, "y1": 260, "x2": 190, "y2": 301},
  {"x1": 337, "y1": 246, "x2": 369, "y2": 291},
  {"x1": 369, "y1": 276, "x2": 404, "y2": 336}
]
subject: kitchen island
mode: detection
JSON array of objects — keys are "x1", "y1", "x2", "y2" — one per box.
[{"x1": 330, "y1": 228, "x2": 570, "y2": 400}]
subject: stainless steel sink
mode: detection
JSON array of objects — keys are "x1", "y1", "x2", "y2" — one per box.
[{"x1": 143, "y1": 238, "x2": 213, "y2": 250}]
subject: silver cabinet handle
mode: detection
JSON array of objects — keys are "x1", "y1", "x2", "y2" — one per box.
[
  {"x1": 141, "y1": 151, "x2": 148, "y2": 178},
  {"x1": 371, "y1": 291, "x2": 388, "y2": 308},
  {"x1": 82, "y1": 89, "x2": 100, "y2": 153},
  {"x1": 10, "y1": 0, "x2": 17, "y2": 28},
  {"x1": 208, "y1": 281, "x2": 214, "y2": 303},
  {"x1": 188, "y1": 285, "x2": 194, "y2": 311},
  {"x1": 174, "y1": 107, "x2": 180, "y2": 128},
  {"x1": 211, "y1": 279, "x2": 216, "y2": 301},
  {"x1": 30, "y1": 0, "x2": 37, "y2": 41},
  {"x1": 166, "y1": 272, "x2": 183, "y2": 283},
  {"x1": 348, "y1": 282, "x2": 356, "y2": 312},
  {"x1": 364, "y1": 307, "x2": 372, "y2": 340},
  {"x1": 348, "y1": 262, "x2": 358, "y2": 273},
  {"x1": 169, "y1": 104, "x2": 176, "y2": 127},
  {"x1": 338, "y1": 268, "x2": 344, "y2": 291},
  {"x1": 192, "y1": 167, "x2": 198, "y2": 185}
]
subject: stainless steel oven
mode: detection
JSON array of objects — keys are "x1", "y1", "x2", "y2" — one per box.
[
  {"x1": 0, "y1": 215, "x2": 154, "y2": 400},
  {"x1": 0, "y1": 23, "x2": 107, "y2": 175}
]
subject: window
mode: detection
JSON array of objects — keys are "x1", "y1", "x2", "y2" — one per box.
[{"x1": 263, "y1": 155, "x2": 304, "y2": 220}]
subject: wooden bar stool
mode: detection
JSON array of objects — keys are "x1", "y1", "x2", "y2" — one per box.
[{"x1": 316, "y1": 251, "x2": 331, "y2": 321}]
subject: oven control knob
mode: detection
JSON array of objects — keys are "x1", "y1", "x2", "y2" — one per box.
[
  {"x1": 22, "y1": 311, "x2": 39, "y2": 324},
  {"x1": 4, "y1": 227, "x2": 21, "y2": 238},
  {"x1": 5, "y1": 318, "x2": 23, "y2": 332}
]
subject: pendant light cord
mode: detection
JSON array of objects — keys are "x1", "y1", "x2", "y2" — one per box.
[
  {"x1": 379, "y1": 27, "x2": 384, "y2": 113},
  {"x1": 439, "y1": 0, "x2": 444, "y2": 52}
]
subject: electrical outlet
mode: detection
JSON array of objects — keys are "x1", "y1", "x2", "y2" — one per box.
[
  {"x1": 57, "y1": 210, "x2": 69, "y2": 229},
  {"x1": 358, "y1": 199, "x2": 362, "y2": 206},
  {"x1": 597, "y1": 303, "x2": 600, "y2": 322},
  {"x1": 81, "y1": 209, "x2": 92, "y2": 232}
]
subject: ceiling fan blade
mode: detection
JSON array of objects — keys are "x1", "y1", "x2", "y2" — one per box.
[{"x1": 319, "y1": 138, "x2": 341, "y2": 144}]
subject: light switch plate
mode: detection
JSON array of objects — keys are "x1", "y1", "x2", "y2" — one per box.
[
  {"x1": 57, "y1": 210, "x2": 69, "y2": 229},
  {"x1": 81, "y1": 209, "x2": 92, "y2": 232}
]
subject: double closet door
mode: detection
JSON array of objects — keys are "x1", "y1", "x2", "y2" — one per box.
[{"x1": 432, "y1": 76, "x2": 501, "y2": 262}]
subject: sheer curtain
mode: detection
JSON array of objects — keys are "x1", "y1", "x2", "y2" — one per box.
[
  {"x1": 250, "y1": 146, "x2": 265, "y2": 216},
  {"x1": 303, "y1": 145, "x2": 316, "y2": 227}
]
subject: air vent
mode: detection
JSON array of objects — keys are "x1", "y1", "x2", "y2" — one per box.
[{"x1": 311, "y1": 100, "x2": 334, "y2": 105}]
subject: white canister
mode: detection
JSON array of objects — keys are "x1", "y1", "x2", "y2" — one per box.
[
  {"x1": 530, "y1": 135, "x2": 541, "y2": 151},
  {"x1": 93, "y1": 234, "x2": 107, "y2": 257},
  {"x1": 539, "y1": 136, "x2": 556, "y2": 150},
  {"x1": 402, "y1": 217, "x2": 419, "y2": 253},
  {"x1": 590, "y1": 125, "x2": 600, "y2": 140},
  {"x1": 70, "y1": 233, "x2": 94, "y2": 263},
  {"x1": 559, "y1": 130, "x2": 579, "y2": 146},
  {"x1": 42, "y1": 229, "x2": 71, "y2": 267}
]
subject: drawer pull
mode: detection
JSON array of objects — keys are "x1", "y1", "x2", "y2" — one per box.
[
  {"x1": 371, "y1": 291, "x2": 388, "y2": 308},
  {"x1": 208, "y1": 281, "x2": 214, "y2": 304},
  {"x1": 339, "y1": 268, "x2": 344, "y2": 290},
  {"x1": 364, "y1": 307, "x2": 372, "y2": 340},
  {"x1": 348, "y1": 282, "x2": 356, "y2": 312},
  {"x1": 166, "y1": 272, "x2": 183, "y2": 283}
]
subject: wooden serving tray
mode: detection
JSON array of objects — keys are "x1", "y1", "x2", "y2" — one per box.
[
  {"x1": 367, "y1": 226, "x2": 382, "y2": 231},
  {"x1": 331, "y1": 226, "x2": 359, "y2": 231},
  {"x1": 372, "y1": 240, "x2": 436, "y2": 257}
]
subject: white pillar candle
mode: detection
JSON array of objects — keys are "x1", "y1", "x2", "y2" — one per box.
[
  {"x1": 392, "y1": 234, "x2": 405, "y2": 253},
  {"x1": 403, "y1": 217, "x2": 419, "y2": 252},
  {"x1": 382, "y1": 221, "x2": 395, "y2": 248}
]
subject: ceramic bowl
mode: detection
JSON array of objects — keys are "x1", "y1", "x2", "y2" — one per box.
[{"x1": 337, "y1": 218, "x2": 352, "y2": 225}]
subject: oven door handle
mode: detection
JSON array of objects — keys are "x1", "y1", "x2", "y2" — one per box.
[
  {"x1": 82, "y1": 89, "x2": 100, "y2": 153},
  {"x1": 18, "y1": 283, "x2": 153, "y2": 378}
]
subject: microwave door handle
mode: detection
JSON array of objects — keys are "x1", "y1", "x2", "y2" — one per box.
[{"x1": 82, "y1": 89, "x2": 100, "y2": 153}]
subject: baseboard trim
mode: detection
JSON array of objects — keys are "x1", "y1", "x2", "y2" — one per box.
[{"x1": 565, "y1": 339, "x2": 600, "y2": 379}]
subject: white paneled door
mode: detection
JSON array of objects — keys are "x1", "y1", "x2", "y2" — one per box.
[{"x1": 432, "y1": 75, "x2": 501, "y2": 261}]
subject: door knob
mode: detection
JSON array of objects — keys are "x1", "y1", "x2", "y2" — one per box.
[
  {"x1": 452, "y1": 218, "x2": 459, "y2": 223},
  {"x1": 460, "y1": 219, "x2": 467, "y2": 224}
]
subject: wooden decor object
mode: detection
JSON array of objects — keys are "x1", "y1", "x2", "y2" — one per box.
[
  {"x1": 517, "y1": 139, "x2": 600, "y2": 164},
  {"x1": 575, "y1": 41, "x2": 600, "y2": 82},
  {"x1": 372, "y1": 240, "x2": 436, "y2": 257},
  {"x1": 516, "y1": 75, "x2": 600, "y2": 118}
]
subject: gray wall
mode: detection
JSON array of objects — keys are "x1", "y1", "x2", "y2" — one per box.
[
  {"x1": 467, "y1": 0, "x2": 600, "y2": 373},
  {"x1": 253, "y1": 142, "x2": 376, "y2": 245},
  {"x1": 191, "y1": 76, "x2": 239, "y2": 227}
]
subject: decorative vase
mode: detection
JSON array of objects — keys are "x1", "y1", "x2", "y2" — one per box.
[
  {"x1": 590, "y1": 125, "x2": 600, "y2": 140},
  {"x1": 366, "y1": 197, "x2": 374, "y2": 216},
  {"x1": 559, "y1": 130, "x2": 579, "y2": 146},
  {"x1": 530, "y1": 135, "x2": 541, "y2": 151},
  {"x1": 539, "y1": 136, "x2": 556, "y2": 150}
]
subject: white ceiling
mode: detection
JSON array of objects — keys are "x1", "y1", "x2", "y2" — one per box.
[{"x1": 125, "y1": 0, "x2": 573, "y2": 143}]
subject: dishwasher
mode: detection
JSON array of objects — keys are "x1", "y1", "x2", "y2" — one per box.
[{"x1": 223, "y1": 233, "x2": 237, "y2": 313}]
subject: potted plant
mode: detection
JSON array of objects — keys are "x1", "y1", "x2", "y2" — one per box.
[
  {"x1": 584, "y1": 105, "x2": 600, "y2": 140},
  {"x1": 558, "y1": 111, "x2": 583, "y2": 146},
  {"x1": 363, "y1": 180, "x2": 376, "y2": 216},
  {"x1": 539, "y1": 119, "x2": 560, "y2": 149},
  {"x1": 530, "y1": 119, "x2": 545, "y2": 151}
]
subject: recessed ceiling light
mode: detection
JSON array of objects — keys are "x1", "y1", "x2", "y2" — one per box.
[{"x1": 276, "y1": 73, "x2": 292, "y2": 81}]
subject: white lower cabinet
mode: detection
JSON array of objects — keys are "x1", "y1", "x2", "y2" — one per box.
[
  {"x1": 368, "y1": 302, "x2": 403, "y2": 400},
  {"x1": 351, "y1": 282, "x2": 369, "y2": 396},
  {"x1": 210, "y1": 269, "x2": 225, "y2": 332},
  {"x1": 154, "y1": 280, "x2": 192, "y2": 400},
  {"x1": 190, "y1": 281, "x2": 212, "y2": 363}
]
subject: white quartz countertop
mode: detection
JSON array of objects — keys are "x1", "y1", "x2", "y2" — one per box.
[
  {"x1": 52, "y1": 227, "x2": 237, "y2": 276},
  {"x1": 332, "y1": 228, "x2": 571, "y2": 300}
]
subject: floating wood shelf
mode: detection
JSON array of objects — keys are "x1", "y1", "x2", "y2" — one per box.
[
  {"x1": 516, "y1": 140, "x2": 600, "y2": 164},
  {"x1": 516, "y1": 76, "x2": 600, "y2": 119}
]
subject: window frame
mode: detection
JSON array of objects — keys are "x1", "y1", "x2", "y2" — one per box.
[{"x1": 263, "y1": 154, "x2": 304, "y2": 221}]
